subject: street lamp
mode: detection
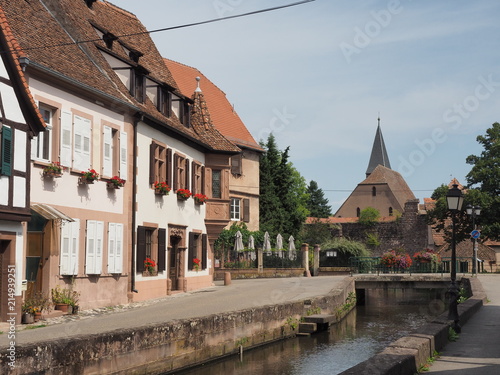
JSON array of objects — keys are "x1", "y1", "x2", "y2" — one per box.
[
  {"x1": 466, "y1": 205, "x2": 481, "y2": 275},
  {"x1": 446, "y1": 184, "x2": 464, "y2": 333}
]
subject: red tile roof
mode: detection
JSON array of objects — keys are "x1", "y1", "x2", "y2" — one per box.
[
  {"x1": 0, "y1": 0, "x2": 236, "y2": 152},
  {"x1": 165, "y1": 59, "x2": 263, "y2": 152},
  {"x1": 0, "y1": 5, "x2": 45, "y2": 133}
]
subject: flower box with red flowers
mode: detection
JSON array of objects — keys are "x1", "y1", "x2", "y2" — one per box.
[
  {"x1": 144, "y1": 257, "x2": 156, "y2": 275},
  {"x1": 153, "y1": 181, "x2": 171, "y2": 195},
  {"x1": 43, "y1": 161, "x2": 63, "y2": 177},
  {"x1": 79, "y1": 168, "x2": 99, "y2": 184},
  {"x1": 193, "y1": 193, "x2": 207, "y2": 205},
  {"x1": 176, "y1": 188, "x2": 192, "y2": 201},
  {"x1": 107, "y1": 176, "x2": 125, "y2": 189},
  {"x1": 193, "y1": 258, "x2": 201, "y2": 271}
]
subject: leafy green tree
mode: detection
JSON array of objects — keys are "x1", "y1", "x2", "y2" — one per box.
[
  {"x1": 358, "y1": 207, "x2": 380, "y2": 227},
  {"x1": 465, "y1": 122, "x2": 500, "y2": 240},
  {"x1": 300, "y1": 218, "x2": 338, "y2": 245},
  {"x1": 259, "y1": 134, "x2": 309, "y2": 239},
  {"x1": 306, "y1": 180, "x2": 332, "y2": 218}
]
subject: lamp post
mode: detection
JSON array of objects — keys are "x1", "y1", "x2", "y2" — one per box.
[
  {"x1": 466, "y1": 205, "x2": 481, "y2": 275},
  {"x1": 446, "y1": 184, "x2": 464, "y2": 333}
]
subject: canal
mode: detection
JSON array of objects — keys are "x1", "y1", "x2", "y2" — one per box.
[{"x1": 172, "y1": 288, "x2": 447, "y2": 375}]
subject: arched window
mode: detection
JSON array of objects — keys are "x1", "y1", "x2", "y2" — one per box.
[
  {"x1": 356, "y1": 207, "x2": 361, "y2": 217},
  {"x1": 389, "y1": 207, "x2": 393, "y2": 216},
  {"x1": 372, "y1": 186, "x2": 377, "y2": 196}
]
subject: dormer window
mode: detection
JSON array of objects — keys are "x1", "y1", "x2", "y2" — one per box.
[
  {"x1": 85, "y1": 0, "x2": 97, "y2": 8},
  {"x1": 103, "y1": 32, "x2": 118, "y2": 49},
  {"x1": 129, "y1": 50, "x2": 143, "y2": 63},
  {"x1": 132, "y1": 69, "x2": 145, "y2": 103}
]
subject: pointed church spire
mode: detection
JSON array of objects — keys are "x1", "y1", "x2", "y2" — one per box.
[{"x1": 365, "y1": 117, "x2": 391, "y2": 177}]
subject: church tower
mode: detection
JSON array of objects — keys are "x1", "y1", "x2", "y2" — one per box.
[{"x1": 366, "y1": 117, "x2": 391, "y2": 177}]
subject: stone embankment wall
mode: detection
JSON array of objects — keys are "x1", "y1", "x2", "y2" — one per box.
[
  {"x1": 339, "y1": 277, "x2": 486, "y2": 375},
  {"x1": 0, "y1": 278, "x2": 355, "y2": 374},
  {"x1": 214, "y1": 268, "x2": 304, "y2": 280}
]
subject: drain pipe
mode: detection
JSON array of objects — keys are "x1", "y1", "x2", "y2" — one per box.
[{"x1": 130, "y1": 114, "x2": 141, "y2": 294}]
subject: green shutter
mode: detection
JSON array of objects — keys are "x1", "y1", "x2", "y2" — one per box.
[{"x1": 1, "y1": 126, "x2": 12, "y2": 176}]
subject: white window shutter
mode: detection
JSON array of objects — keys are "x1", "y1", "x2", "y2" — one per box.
[
  {"x1": 102, "y1": 126, "x2": 112, "y2": 177},
  {"x1": 115, "y1": 223, "x2": 123, "y2": 273},
  {"x1": 73, "y1": 115, "x2": 91, "y2": 171},
  {"x1": 60, "y1": 220, "x2": 71, "y2": 275},
  {"x1": 31, "y1": 136, "x2": 38, "y2": 160},
  {"x1": 60, "y1": 111, "x2": 73, "y2": 167},
  {"x1": 119, "y1": 131, "x2": 127, "y2": 180},
  {"x1": 108, "y1": 223, "x2": 116, "y2": 273},
  {"x1": 95, "y1": 221, "x2": 104, "y2": 274},
  {"x1": 86, "y1": 220, "x2": 96, "y2": 274},
  {"x1": 70, "y1": 219, "x2": 80, "y2": 275}
]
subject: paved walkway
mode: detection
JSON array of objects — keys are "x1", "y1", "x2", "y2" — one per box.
[
  {"x1": 427, "y1": 274, "x2": 500, "y2": 374},
  {"x1": 0, "y1": 276, "x2": 347, "y2": 347}
]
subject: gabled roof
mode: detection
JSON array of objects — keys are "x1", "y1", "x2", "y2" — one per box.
[
  {"x1": 361, "y1": 164, "x2": 415, "y2": 202},
  {"x1": 165, "y1": 59, "x2": 263, "y2": 152},
  {"x1": 366, "y1": 120, "x2": 391, "y2": 177},
  {"x1": 0, "y1": 0, "x2": 234, "y2": 152},
  {"x1": 0, "y1": 5, "x2": 45, "y2": 134}
]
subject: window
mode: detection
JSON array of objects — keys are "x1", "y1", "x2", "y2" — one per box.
[
  {"x1": 158, "y1": 87, "x2": 171, "y2": 117},
  {"x1": 0, "y1": 125, "x2": 12, "y2": 176},
  {"x1": 231, "y1": 198, "x2": 241, "y2": 221},
  {"x1": 174, "y1": 153, "x2": 189, "y2": 191},
  {"x1": 102, "y1": 126, "x2": 127, "y2": 180},
  {"x1": 60, "y1": 219, "x2": 80, "y2": 276},
  {"x1": 60, "y1": 112, "x2": 92, "y2": 171},
  {"x1": 137, "y1": 226, "x2": 166, "y2": 273},
  {"x1": 191, "y1": 161, "x2": 204, "y2": 195},
  {"x1": 188, "y1": 232, "x2": 207, "y2": 270},
  {"x1": 132, "y1": 69, "x2": 145, "y2": 103},
  {"x1": 231, "y1": 153, "x2": 242, "y2": 176},
  {"x1": 356, "y1": 207, "x2": 360, "y2": 217},
  {"x1": 389, "y1": 207, "x2": 393, "y2": 216},
  {"x1": 31, "y1": 105, "x2": 53, "y2": 162},
  {"x1": 212, "y1": 170, "x2": 221, "y2": 198},
  {"x1": 85, "y1": 220, "x2": 104, "y2": 275},
  {"x1": 150, "y1": 141, "x2": 171, "y2": 187},
  {"x1": 108, "y1": 223, "x2": 123, "y2": 274},
  {"x1": 372, "y1": 186, "x2": 377, "y2": 197}
]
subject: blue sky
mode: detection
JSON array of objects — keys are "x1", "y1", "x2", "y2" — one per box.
[{"x1": 118, "y1": 0, "x2": 500, "y2": 213}]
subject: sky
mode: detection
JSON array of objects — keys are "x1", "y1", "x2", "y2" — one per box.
[{"x1": 117, "y1": 0, "x2": 500, "y2": 213}]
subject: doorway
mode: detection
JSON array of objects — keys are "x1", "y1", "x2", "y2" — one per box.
[{"x1": 169, "y1": 236, "x2": 180, "y2": 291}]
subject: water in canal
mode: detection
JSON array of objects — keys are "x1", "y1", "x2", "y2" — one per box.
[{"x1": 173, "y1": 288, "x2": 447, "y2": 375}]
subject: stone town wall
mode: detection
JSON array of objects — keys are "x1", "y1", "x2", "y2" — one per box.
[
  {"x1": 340, "y1": 199, "x2": 429, "y2": 256},
  {"x1": 0, "y1": 279, "x2": 355, "y2": 375}
]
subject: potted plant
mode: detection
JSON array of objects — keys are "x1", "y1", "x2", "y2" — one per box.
[
  {"x1": 107, "y1": 176, "x2": 125, "y2": 189},
  {"x1": 79, "y1": 168, "x2": 99, "y2": 184},
  {"x1": 193, "y1": 193, "x2": 207, "y2": 205},
  {"x1": 176, "y1": 188, "x2": 192, "y2": 201},
  {"x1": 153, "y1": 181, "x2": 171, "y2": 195},
  {"x1": 51, "y1": 285, "x2": 75, "y2": 313},
  {"x1": 43, "y1": 161, "x2": 63, "y2": 177},
  {"x1": 22, "y1": 292, "x2": 50, "y2": 323},
  {"x1": 193, "y1": 258, "x2": 201, "y2": 272},
  {"x1": 144, "y1": 257, "x2": 156, "y2": 275}
]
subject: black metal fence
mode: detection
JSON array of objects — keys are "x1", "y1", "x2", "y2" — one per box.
[{"x1": 349, "y1": 256, "x2": 474, "y2": 275}]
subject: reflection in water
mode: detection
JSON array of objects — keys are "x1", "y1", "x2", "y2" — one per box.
[{"x1": 171, "y1": 288, "x2": 446, "y2": 375}]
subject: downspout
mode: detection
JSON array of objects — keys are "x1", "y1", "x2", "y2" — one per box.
[{"x1": 130, "y1": 115, "x2": 141, "y2": 294}]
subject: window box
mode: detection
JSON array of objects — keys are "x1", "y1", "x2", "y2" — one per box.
[
  {"x1": 107, "y1": 176, "x2": 125, "y2": 189},
  {"x1": 153, "y1": 181, "x2": 171, "y2": 195},
  {"x1": 193, "y1": 193, "x2": 207, "y2": 205},
  {"x1": 43, "y1": 170, "x2": 63, "y2": 178},
  {"x1": 80, "y1": 169, "x2": 99, "y2": 184},
  {"x1": 176, "y1": 188, "x2": 192, "y2": 201},
  {"x1": 42, "y1": 161, "x2": 63, "y2": 178}
]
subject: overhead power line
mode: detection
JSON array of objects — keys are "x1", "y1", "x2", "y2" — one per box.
[{"x1": 18, "y1": 0, "x2": 316, "y2": 53}]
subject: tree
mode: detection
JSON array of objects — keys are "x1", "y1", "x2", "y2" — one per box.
[
  {"x1": 259, "y1": 134, "x2": 309, "y2": 240},
  {"x1": 465, "y1": 122, "x2": 500, "y2": 240},
  {"x1": 358, "y1": 207, "x2": 380, "y2": 227},
  {"x1": 306, "y1": 180, "x2": 332, "y2": 218}
]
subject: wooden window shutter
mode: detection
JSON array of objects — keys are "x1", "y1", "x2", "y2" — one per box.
[
  {"x1": 191, "y1": 160, "x2": 196, "y2": 194},
  {"x1": 185, "y1": 159, "x2": 190, "y2": 191},
  {"x1": 149, "y1": 143, "x2": 155, "y2": 185},
  {"x1": 157, "y1": 228, "x2": 166, "y2": 272},
  {"x1": 201, "y1": 166, "x2": 206, "y2": 195},
  {"x1": 173, "y1": 154, "x2": 178, "y2": 191},
  {"x1": 166, "y1": 148, "x2": 172, "y2": 187},
  {"x1": 231, "y1": 154, "x2": 242, "y2": 175},
  {"x1": 119, "y1": 132, "x2": 128, "y2": 180},
  {"x1": 202, "y1": 234, "x2": 208, "y2": 270},
  {"x1": 137, "y1": 226, "x2": 146, "y2": 272},
  {"x1": 188, "y1": 232, "x2": 195, "y2": 269},
  {"x1": 0, "y1": 125, "x2": 12, "y2": 176},
  {"x1": 243, "y1": 199, "x2": 250, "y2": 222}
]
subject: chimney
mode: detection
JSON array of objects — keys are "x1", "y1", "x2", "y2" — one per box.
[{"x1": 85, "y1": 0, "x2": 98, "y2": 8}]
